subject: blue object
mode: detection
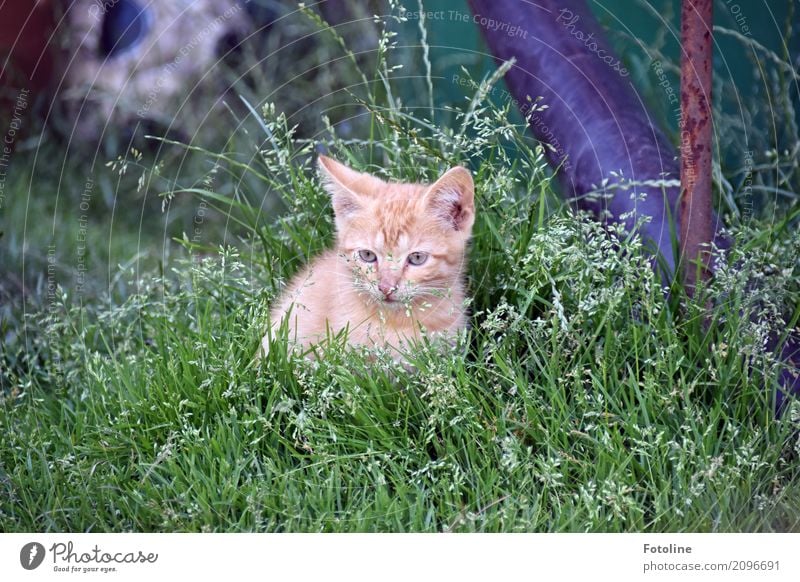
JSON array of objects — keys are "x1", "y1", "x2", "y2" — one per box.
[{"x1": 99, "y1": 0, "x2": 151, "y2": 58}]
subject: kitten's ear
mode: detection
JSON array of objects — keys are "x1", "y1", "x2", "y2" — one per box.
[
  {"x1": 318, "y1": 155, "x2": 366, "y2": 222},
  {"x1": 423, "y1": 166, "x2": 475, "y2": 232}
]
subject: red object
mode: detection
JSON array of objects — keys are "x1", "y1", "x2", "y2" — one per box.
[
  {"x1": 679, "y1": 0, "x2": 714, "y2": 294},
  {"x1": 0, "y1": 1, "x2": 56, "y2": 90}
]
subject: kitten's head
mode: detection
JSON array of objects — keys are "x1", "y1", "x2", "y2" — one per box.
[{"x1": 318, "y1": 155, "x2": 475, "y2": 309}]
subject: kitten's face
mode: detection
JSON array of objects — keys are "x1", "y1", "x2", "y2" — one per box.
[{"x1": 318, "y1": 156, "x2": 475, "y2": 310}]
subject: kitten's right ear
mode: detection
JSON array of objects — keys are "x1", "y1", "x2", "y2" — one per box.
[
  {"x1": 318, "y1": 155, "x2": 365, "y2": 222},
  {"x1": 423, "y1": 166, "x2": 475, "y2": 233}
]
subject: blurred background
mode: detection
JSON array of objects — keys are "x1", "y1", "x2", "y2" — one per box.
[{"x1": 0, "y1": 0, "x2": 798, "y2": 342}]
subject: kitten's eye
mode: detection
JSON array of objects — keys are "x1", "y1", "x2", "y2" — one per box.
[
  {"x1": 407, "y1": 252, "x2": 429, "y2": 266},
  {"x1": 358, "y1": 249, "x2": 377, "y2": 263}
]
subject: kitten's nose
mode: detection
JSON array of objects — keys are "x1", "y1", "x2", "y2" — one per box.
[{"x1": 378, "y1": 280, "x2": 396, "y2": 299}]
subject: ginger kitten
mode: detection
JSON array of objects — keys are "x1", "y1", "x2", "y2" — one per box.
[{"x1": 261, "y1": 155, "x2": 475, "y2": 361}]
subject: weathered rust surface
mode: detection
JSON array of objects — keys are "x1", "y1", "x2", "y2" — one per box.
[{"x1": 679, "y1": 0, "x2": 714, "y2": 294}]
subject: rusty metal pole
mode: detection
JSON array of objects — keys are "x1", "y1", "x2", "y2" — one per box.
[{"x1": 679, "y1": 0, "x2": 714, "y2": 295}]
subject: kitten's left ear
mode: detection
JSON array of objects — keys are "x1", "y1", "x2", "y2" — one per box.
[{"x1": 423, "y1": 166, "x2": 475, "y2": 233}]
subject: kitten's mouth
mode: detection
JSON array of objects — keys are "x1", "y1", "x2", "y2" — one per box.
[
  {"x1": 381, "y1": 296, "x2": 402, "y2": 308},
  {"x1": 377, "y1": 295, "x2": 408, "y2": 310}
]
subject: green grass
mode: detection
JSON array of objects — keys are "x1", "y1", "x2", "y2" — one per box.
[{"x1": 1, "y1": 2, "x2": 799, "y2": 532}]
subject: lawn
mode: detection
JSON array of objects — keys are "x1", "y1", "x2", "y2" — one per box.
[{"x1": 1, "y1": 1, "x2": 799, "y2": 532}]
